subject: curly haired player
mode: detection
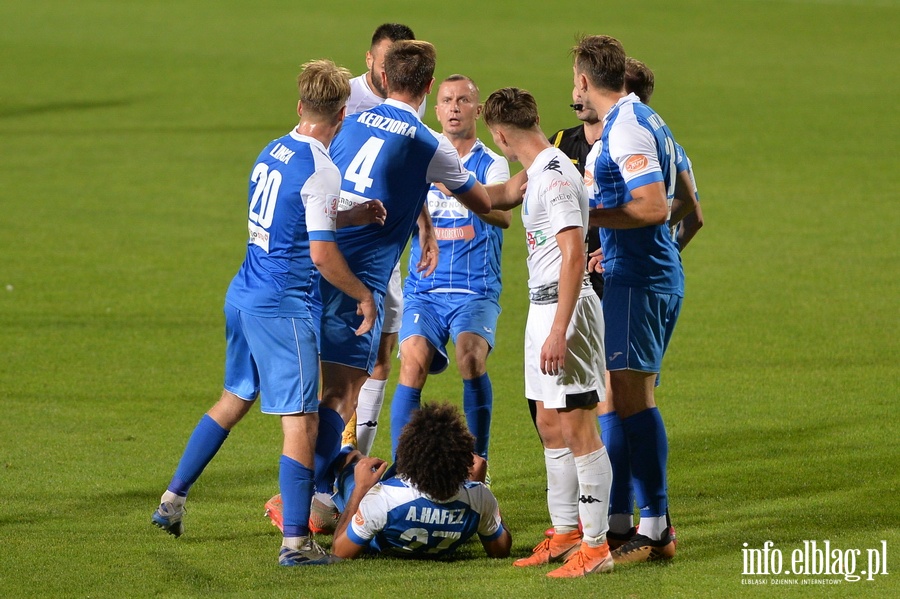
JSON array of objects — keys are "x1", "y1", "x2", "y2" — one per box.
[{"x1": 270, "y1": 403, "x2": 511, "y2": 560}]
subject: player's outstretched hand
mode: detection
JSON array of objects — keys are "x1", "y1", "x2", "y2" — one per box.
[
  {"x1": 354, "y1": 456, "x2": 388, "y2": 491},
  {"x1": 587, "y1": 247, "x2": 604, "y2": 274},
  {"x1": 355, "y1": 294, "x2": 377, "y2": 336}
]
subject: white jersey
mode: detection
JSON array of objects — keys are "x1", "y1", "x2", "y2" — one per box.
[
  {"x1": 521, "y1": 147, "x2": 589, "y2": 290},
  {"x1": 347, "y1": 73, "x2": 427, "y2": 119}
]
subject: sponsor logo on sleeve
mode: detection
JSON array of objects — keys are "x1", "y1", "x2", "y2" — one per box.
[
  {"x1": 583, "y1": 168, "x2": 594, "y2": 188},
  {"x1": 624, "y1": 155, "x2": 649, "y2": 173},
  {"x1": 354, "y1": 511, "x2": 365, "y2": 526}
]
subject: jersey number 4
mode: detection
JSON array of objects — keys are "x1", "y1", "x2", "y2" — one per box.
[{"x1": 344, "y1": 137, "x2": 385, "y2": 194}]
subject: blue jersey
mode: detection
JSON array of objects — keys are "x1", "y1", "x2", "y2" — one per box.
[
  {"x1": 225, "y1": 131, "x2": 339, "y2": 317},
  {"x1": 404, "y1": 140, "x2": 509, "y2": 301},
  {"x1": 329, "y1": 100, "x2": 475, "y2": 295},
  {"x1": 346, "y1": 476, "x2": 505, "y2": 558},
  {"x1": 586, "y1": 93, "x2": 684, "y2": 295}
]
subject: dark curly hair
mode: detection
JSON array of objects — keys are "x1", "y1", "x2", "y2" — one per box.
[{"x1": 395, "y1": 402, "x2": 475, "y2": 502}]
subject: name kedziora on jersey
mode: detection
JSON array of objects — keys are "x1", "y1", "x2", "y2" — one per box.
[{"x1": 357, "y1": 112, "x2": 417, "y2": 138}]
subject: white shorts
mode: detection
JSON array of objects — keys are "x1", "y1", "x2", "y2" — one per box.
[
  {"x1": 382, "y1": 263, "x2": 403, "y2": 335},
  {"x1": 524, "y1": 289, "x2": 605, "y2": 409}
]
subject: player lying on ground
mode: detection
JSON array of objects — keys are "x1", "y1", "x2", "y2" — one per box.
[{"x1": 267, "y1": 402, "x2": 511, "y2": 560}]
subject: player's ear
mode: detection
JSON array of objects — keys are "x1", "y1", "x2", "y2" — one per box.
[
  {"x1": 365, "y1": 50, "x2": 374, "y2": 70},
  {"x1": 425, "y1": 77, "x2": 435, "y2": 95},
  {"x1": 574, "y1": 70, "x2": 589, "y2": 94},
  {"x1": 297, "y1": 100, "x2": 303, "y2": 118},
  {"x1": 475, "y1": 103, "x2": 483, "y2": 120},
  {"x1": 380, "y1": 70, "x2": 389, "y2": 93}
]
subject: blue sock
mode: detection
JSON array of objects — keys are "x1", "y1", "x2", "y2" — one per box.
[
  {"x1": 463, "y1": 373, "x2": 493, "y2": 459},
  {"x1": 390, "y1": 384, "x2": 421, "y2": 459},
  {"x1": 167, "y1": 414, "x2": 229, "y2": 496},
  {"x1": 279, "y1": 455, "x2": 313, "y2": 538},
  {"x1": 599, "y1": 411, "x2": 634, "y2": 519},
  {"x1": 313, "y1": 407, "x2": 344, "y2": 495},
  {"x1": 622, "y1": 407, "x2": 668, "y2": 518}
]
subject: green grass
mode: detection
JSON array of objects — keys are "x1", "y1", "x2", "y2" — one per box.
[{"x1": 1, "y1": 0, "x2": 898, "y2": 597}]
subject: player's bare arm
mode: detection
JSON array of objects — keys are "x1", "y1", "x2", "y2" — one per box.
[
  {"x1": 331, "y1": 456, "x2": 388, "y2": 559},
  {"x1": 476, "y1": 207, "x2": 512, "y2": 229},
  {"x1": 481, "y1": 523, "x2": 513, "y2": 558},
  {"x1": 485, "y1": 169, "x2": 527, "y2": 210},
  {"x1": 588, "y1": 179, "x2": 669, "y2": 229},
  {"x1": 415, "y1": 205, "x2": 439, "y2": 276},
  {"x1": 310, "y1": 240, "x2": 377, "y2": 336},
  {"x1": 337, "y1": 199, "x2": 387, "y2": 228},
  {"x1": 677, "y1": 201, "x2": 704, "y2": 251},
  {"x1": 453, "y1": 181, "x2": 492, "y2": 214},
  {"x1": 540, "y1": 226, "x2": 585, "y2": 376},
  {"x1": 668, "y1": 169, "x2": 699, "y2": 227}
]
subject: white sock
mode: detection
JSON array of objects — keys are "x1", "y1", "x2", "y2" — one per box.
[
  {"x1": 637, "y1": 515, "x2": 668, "y2": 540},
  {"x1": 313, "y1": 492, "x2": 335, "y2": 508},
  {"x1": 161, "y1": 490, "x2": 185, "y2": 507},
  {"x1": 281, "y1": 535, "x2": 308, "y2": 550},
  {"x1": 544, "y1": 447, "x2": 580, "y2": 532},
  {"x1": 356, "y1": 378, "x2": 387, "y2": 455},
  {"x1": 575, "y1": 447, "x2": 612, "y2": 546}
]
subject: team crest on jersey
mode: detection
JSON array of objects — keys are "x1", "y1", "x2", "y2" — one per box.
[
  {"x1": 625, "y1": 155, "x2": 649, "y2": 173},
  {"x1": 325, "y1": 194, "x2": 339, "y2": 221}
]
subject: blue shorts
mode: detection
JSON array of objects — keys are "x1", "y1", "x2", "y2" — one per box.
[
  {"x1": 222, "y1": 302, "x2": 319, "y2": 414},
  {"x1": 602, "y1": 285, "x2": 681, "y2": 374},
  {"x1": 319, "y1": 281, "x2": 384, "y2": 374},
  {"x1": 399, "y1": 292, "x2": 500, "y2": 374}
]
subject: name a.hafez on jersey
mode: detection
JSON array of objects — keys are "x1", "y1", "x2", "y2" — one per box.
[
  {"x1": 356, "y1": 111, "x2": 417, "y2": 138},
  {"x1": 404, "y1": 506, "x2": 467, "y2": 526}
]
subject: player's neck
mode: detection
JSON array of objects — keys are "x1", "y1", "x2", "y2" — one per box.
[
  {"x1": 447, "y1": 134, "x2": 477, "y2": 158},
  {"x1": 516, "y1": 133, "x2": 553, "y2": 171},
  {"x1": 583, "y1": 121, "x2": 603, "y2": 145},
  {"x1": 590, "y1": 88, "x2": 626, "y2": 122},
  {"x1": 387, "y1": 92, "x2": 425, "y2": 113},
  {"x1": 295, "y1": 120, "x2": 337, "y2": 147}
]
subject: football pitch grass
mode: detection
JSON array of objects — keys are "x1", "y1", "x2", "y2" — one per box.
[{"x1": 1, "y1": 0, "x2": 897, "y2": 597}]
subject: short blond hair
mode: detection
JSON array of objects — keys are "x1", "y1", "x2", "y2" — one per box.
[{"x1": 297, "y1": 59, "x2": 351, "y2": 119}]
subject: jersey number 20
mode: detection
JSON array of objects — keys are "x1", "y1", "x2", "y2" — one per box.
[{"x1": 248, "y1": 163, "x2": 282, "y2": 229}]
